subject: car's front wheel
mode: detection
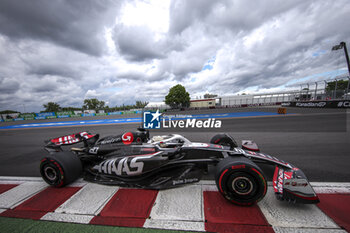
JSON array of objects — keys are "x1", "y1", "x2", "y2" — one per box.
[{"x1": 215, "y1": 156, "x2": 267, "y2": 205}]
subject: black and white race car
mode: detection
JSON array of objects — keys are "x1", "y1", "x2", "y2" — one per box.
[{"x1": 40, "y1": 128, "x2": 319, "y2": 206}]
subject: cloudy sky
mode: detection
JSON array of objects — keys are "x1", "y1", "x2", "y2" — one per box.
[{"x1": 0, "y1": 0, "x2": 350, "y2": 112}]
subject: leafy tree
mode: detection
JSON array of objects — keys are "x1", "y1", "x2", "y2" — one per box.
[
  {"x1": 82, "y1": 98, "x2": 105, "y2": 110},
  {"x1": 326, "y1": 80, "x2": 349, "y2": 91},
  {"x1": 0, "y1": 110, "x2": 18, "y2": 114},
  {"x1": 61, "y1": 107, "x2": 82, "y2": 112},
  {"x1": 204, "y1": 93, "x2": 218, "y2": 98},
  {"x1": 43, "y1": 102, "x2": 61, "y2": 112},
  {"x1": 165, "y1": 84, "x2": 190, "y2": 108},
  {"x1": 135, "y1": 100, "x2": 149, "y2": 108}
]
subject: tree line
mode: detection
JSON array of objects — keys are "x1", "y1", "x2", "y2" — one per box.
[
  {"x1": 43, "y1": 84, "x2": 193, "y2": 112},
  {"x1": 42, "y1": 99, "x2": 149, "y2": 113}
]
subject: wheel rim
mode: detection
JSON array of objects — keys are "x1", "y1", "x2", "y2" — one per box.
[
  {"x1": 44, "y1": 166, "x2": 57, "y2": 181},
  {"x1": 231, "y1": 176, "x2": 253, "y2": 195}
]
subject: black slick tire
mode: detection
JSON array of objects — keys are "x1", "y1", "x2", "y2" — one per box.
[
  {"x1": 215, "y1": 156, "x2": 267, "y2": 206},
  {"x1": 40, "y1": 152, "x2": 82, "y2": 187}
]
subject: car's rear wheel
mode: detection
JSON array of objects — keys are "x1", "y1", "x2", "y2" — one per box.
[
  {"x1": 210, "y1": 133, "x2": 238, "y2": 149},
  {"x1": 215, "y1": 156, "x2": 267, "y2": 206},
  {"x1": 40, "y1": 152, "x2": 82, "y2": 187}
]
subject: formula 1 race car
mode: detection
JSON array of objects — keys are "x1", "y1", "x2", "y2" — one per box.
[{"x1": 40, "y1": 128, "x2": 319, "y2": 206}]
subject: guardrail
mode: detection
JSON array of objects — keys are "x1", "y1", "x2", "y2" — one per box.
[{"x1": 0, "y1": 110, "x2": 143, "y2": 122}]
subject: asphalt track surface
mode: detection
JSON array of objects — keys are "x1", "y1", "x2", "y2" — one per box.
[{"x1": 0, "y1": 107, "x2": 349, "y2": 182}]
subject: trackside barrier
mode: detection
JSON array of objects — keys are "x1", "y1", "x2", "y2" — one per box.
[
  {"x1": 277, "y1": 108, "x2": 286, "y2": 114},
  {"x1": 282, "y1": 100, "x2": 350, "y2": 108},
  {"x1": 1, "y1": 110, "x2": 145, "y2": 123}
]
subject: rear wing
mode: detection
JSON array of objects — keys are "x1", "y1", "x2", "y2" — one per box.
[{"x1": 45, "y1": 132, "x2": 99, "y2": 152}]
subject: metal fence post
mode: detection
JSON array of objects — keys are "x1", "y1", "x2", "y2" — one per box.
[{"x1": 314, "y1": 82, "x2": 318, "y2": 100}]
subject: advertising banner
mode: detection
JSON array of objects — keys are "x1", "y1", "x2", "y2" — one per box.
[
  {"x1": 83, "y1": 110, "x2": 96, "y2": 114},
  {"x1": 81, "y1": 113, "x2": 95, "y2": 117},
  {"x1": 282, "y1": 100, "x2": 350, "y2": 108},
  {"x1": 57, "y1": 111, "x2": 73, "y2": 116},
  {"x1": 57, "y1": 115, "x2": 70, "y2": 118},
  {"x1": 36, "y1": 112, "x2": 56, "y2": 117},
  {"x1": 1, "y1": 113, "x2": 20, "y2": 119},
  {"x1": 111, "y1": 111, "x2": 122, "y2": 115},
  {"x1": 35, "y1": 116, "x2": 46, "y2": 120},
  {"x1": 20, "y1": 113, "x2": 35, "y2": 118}
]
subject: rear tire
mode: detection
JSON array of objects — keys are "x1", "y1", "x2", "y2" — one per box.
[
  {"x1": 215, "y1": 156, "x2": 267, "y2": 206},
  {"x1": 210, "y1": 134, "x2": 238, "y2": 149},
  {"x1": 40, "y1": 152, "x2": 82, "y2": 187}
]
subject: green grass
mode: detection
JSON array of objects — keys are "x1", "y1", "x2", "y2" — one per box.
[{"x1": 0, "y1": 217, "x2": 195, "y2": 233}]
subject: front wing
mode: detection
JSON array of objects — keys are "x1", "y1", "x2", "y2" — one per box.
[
  {"x1": 236, "y1": 148, "x2": 319, "y2": 204},
  {"x1": 273, "y1": 166, "x2": 319, "y2": 204}
]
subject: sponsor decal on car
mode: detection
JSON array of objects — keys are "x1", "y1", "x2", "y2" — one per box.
[
  {"x1": 187, "y1": 143, "x2": 210, "y2": 148},
  {"x1": 273, "y1": 167, "x2": 294, "y2": 194},
  {"x1": 172, "y1": 178, "x2": 199, "y2": 186},
  {"x1": 122, "y1": 132, "x2": 134, "y2": 145},
  {"x1": 94, "y1": 152, "x2": 160, "y2": 176}
]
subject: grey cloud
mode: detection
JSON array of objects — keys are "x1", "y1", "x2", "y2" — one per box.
[
  {"x1": 169, "y1": 0, "x2": 217, "y2": 34},
  {"x1": 29, "y1": 63, "x2": 80, "y2": 79},
  {"x1": 113, "y1": 25, "x2": 166, "y2": 61},
  {"x1": 0, "y1": 78, "x2": 20, "y2": 94},
  {"x1": 0, "y1": 0, "x2": 120, "y2": 56},
  {"x1": 1, "y1": 0, "x2": 350, "y2": 112},
  {"x1": 31, "y1": 82, "x2": 57, "y2": 93},
  {"x1": 169, "y1": 0, "x2": 305, "y2": 35}
]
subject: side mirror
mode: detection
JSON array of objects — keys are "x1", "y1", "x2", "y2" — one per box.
[{"x1": 241, "y1": 140, "x2": 260, "y2": 152}]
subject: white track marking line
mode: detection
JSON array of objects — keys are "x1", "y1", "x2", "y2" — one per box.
[
  {"x1": 198, "y1": 180, "x2": 215, "y2": 185},
  {"x1": 273, "y1": 227, "x2": 347, "y2": 233},
  {"x1": 314, "y1": 187, "x2": 350, "y2": 194},
  {"x1": 0, "y1": 176, "x2": 42, "y2": 184},
  {"x1": 0, "y1": 176, "x2": 43, "y2": 181},
  {"x1": 0, "y1": 181, "x2": 24, "y2": 185},
  {"x1": 201, "y1": 184, "x2": 218, "y2": 192},
  {"x1": 310, "y1": 182, "x2": 350, "y2": 187},
  {"x1": 258, "y1": 189, "x2": 339, "y2": 229},
  {"x1": 0, "y1": 181, "x2": 47, "y2": 209},
  {"x1": 66, "y1": 179, "x2": 88, "y2": 187},
  {"x1": 54, "y1": 183, "x2": 118, "y2": 215},
  {"x1": 144, "y1": 219, "x2": 205, "y2": 232},
  {"x1": 148, "y1": 185, "x2": 203, "y2": 222},
  {"x1": 41, "y1": 212, "x2": 94, "y2": 224},
  {"x1": 310, "y1": 182, "x2": 350, "y2": 193}
]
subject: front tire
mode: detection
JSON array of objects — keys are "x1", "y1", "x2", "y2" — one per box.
[
  {"x1": 215, "y1": 156, "x2": 267, "y2": 206},
  {"x1": 40, "y1": 152, "x2": 82, "y2": 187}
]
